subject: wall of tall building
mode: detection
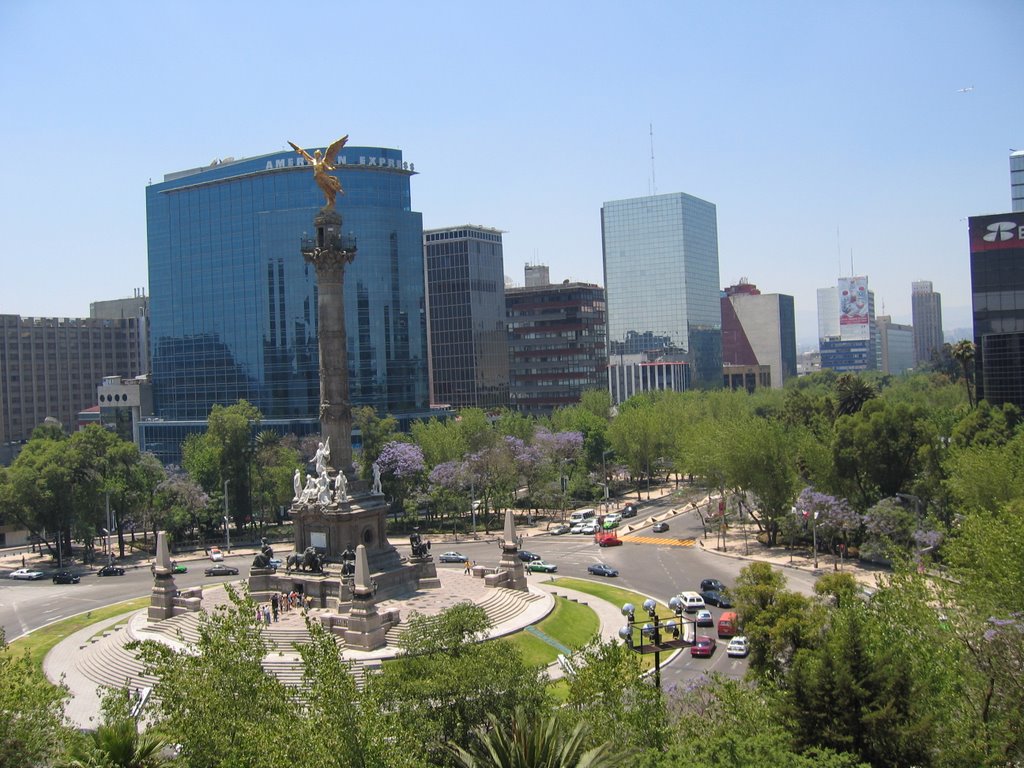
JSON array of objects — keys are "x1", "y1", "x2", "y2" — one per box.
[
  {"x1": 424, "y1": 225, "x2": 510, "y2": 408},
  {"x1": 145, "y1": 147, "x2": 430, "y2": 461},
  {"x1": 1012, "y1": 150, "x2": 1024, "y2": 213},
  {"x1": 721, "y1": 286, "x2": 796, "y2": 389},
  {"x1": 0, "y1": 314, "x2": 143, "y2": 445},
  {"x1": 817, "y1": 287, "x2": 840, "y2": 340},
  {"x1": 505, "y1": 280, "x2": 606, "y2": 416},
  {"x1": 969, "y1": 212, "x2": 1024, "y2": 409},
  {"x1": 876, "y1": 316, "x2": 915, "y2": 374},
  {"x1": 601, "y1": 192, "x2": 722, "y2": 388},
  {"x1": 608, "y1": 358, "x2": 691, "y2": 404},
  {"x1": 911, "y1": 280, "x2": 943, "y2": 366},
  {"x1": 817, "y1": 280, "x2": 877, "y2": 372},
  {"x1": 90, "y1": 291, "x2": 150, "y2": 374}
]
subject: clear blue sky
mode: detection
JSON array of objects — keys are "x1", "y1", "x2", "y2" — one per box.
[{"x1": 2, "y1": 0, "x2": 1021, "y2": 346}]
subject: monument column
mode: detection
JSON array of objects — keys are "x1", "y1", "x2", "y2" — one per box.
[{"x1": 302, "y1": 210, "x2": 356, "y2": 475}]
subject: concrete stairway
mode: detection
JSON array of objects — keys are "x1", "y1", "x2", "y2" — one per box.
[{"x1": 385, "y1": 587, "x2": 544, "y2": 644}]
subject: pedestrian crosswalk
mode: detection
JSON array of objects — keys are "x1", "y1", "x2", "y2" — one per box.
[{"x1": 624, "y1": 536, "x2": 697, "y2": 547}]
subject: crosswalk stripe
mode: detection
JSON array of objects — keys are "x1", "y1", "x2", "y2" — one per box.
[{"x1": 624, "y1": 536, "x2": 696, "y2": 547}]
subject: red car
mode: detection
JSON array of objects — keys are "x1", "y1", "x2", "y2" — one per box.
[
  {"x1": 690, "y1": 635, "x2": 716, "y2": 657},
  {"x1": 595, "y1": 530, "x2": 622, "y2": 547}
]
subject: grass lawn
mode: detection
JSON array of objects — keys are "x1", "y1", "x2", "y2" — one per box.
[
  {"x1": 549, "y1": 577, "x2": 685, "y2": 668},
  {"x1": 499, "y1": 595, "x2": 599, "y2": 666},
  {"x1": 9, "y1": 598, "x2": 150, "y2": 673}
]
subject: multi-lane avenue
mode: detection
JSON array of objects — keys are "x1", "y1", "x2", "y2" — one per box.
[{"x1": 2, "y1": 495, "x2": 820, "y2": 688}]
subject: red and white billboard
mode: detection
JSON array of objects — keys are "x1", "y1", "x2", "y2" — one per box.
[{"x1": 838, "y1": 276, "x2": 869, "y2": 341}]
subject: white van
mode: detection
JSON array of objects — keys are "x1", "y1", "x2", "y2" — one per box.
[
  {"x1": 569, "y1": 508, "x2": 597, "y2": 525},
  {"x1": 679, "y1": 591, "x2": 706, "y2": 613}
]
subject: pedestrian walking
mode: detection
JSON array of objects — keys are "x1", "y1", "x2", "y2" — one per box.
[
  {"x1": 271, "y1": 593, "x2": 279, "y2": 622},
  {"x1": 464, "y1": 560, "x2": 470, "y2": 575},
  {"x1": 263, "y1": 605, "x2": 271, "y2": 626}
]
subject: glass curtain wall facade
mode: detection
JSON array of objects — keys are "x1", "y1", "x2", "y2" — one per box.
[
  {"x1": 601, "y1": 193, "x2": 722, "y2": 388},
  {"x1": 969, "y1": 212, "x2": 1024, "y2": 409},
  {"x1": 424, "y1": 226, "x2": 510, "y2": 409},
  {"x1": 146, "y1": 147, "x2": 429, "y2": 460}
]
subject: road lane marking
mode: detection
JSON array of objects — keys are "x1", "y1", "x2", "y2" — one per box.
[{"x1": 623, "y1": 536, "x2": 696, "y2": 547}]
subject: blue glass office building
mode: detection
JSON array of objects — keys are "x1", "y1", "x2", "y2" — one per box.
[
  {"x1": 144, "y1": 147, "x2": 429, "y2": 461},
  {"x1": 601, "y1": 193, "x2": 722, "y2": 388}
]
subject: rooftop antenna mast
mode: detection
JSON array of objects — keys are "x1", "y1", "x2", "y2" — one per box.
[
  {"x1": 649, "y1": 123, "x2": 657, "y2": 196},
  {"x1": 836, "y1": 227, "x2": 842, "y2": 277}
]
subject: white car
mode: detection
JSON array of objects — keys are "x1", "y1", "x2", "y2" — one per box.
[
  {"x1": 10, "y1": 567, "x2": 45, "y2": 580},
  {"x1": 695, "y1": 609, "x2": 714, "y2": 627},
  {"x1": 570, "y1": 523, "x2": 586, "y2": 534},
  {"x1": 209, "y1": 548, "x2": 224, "y2": 562},
  {"x1": 726, "y1": 636, "x2": 749, "y2": 658},
  {"x1": 580, "y1": 521, "x2": 599, "y2": 535}
]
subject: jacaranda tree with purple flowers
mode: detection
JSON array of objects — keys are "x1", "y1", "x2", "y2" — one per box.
[
  {"x1": 375, "y1": 440, "x2": 426, "y2": 515},
  {"x1": 794, "y1": 486, "x2": 860, "y2": 566}
]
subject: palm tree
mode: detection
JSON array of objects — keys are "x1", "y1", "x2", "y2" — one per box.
[
  {"x1": 951, "y1": 339, "x2": 976, "y2": 408},
  {"x1": 449, "y1": 707, "x2": 633, "y2": 768},
  {"x1": 834, "y1": 373, "x2": 877, "y2": 416},
  {"x1": 58, "y1": 719, "x2": 168, "y2": 768}
]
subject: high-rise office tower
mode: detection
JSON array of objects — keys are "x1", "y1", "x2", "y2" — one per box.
[
  {"x1": 524, "y1": 264, "x2": 549, "y2": 287},
  {"x1": 818, "y1": 277, "x2": 877, "y2": 372},
  {"x1": 145, "y1": 147, "x2": 429, "y2": 462},
  {"x1": 0, "y1": 313, "x2": 144, "y2": 447},
  {"x1": 423, "y1": 225, "x2": 510, "y2": 408},
  {"x1": 1012, "y1": 150, "x2": 1024, "y2": 213},
  {"x1": 601, "y1": 192, "x2": 722, "y2": 388},
  {"x1": 721, "y1": 281, "x2": 797, "y2": 389},
  {"x1": 505, "y1": 267, "x2": 606, "y2": 416},
  {"x1": 911, "y1": 280, "x2": 943, "y2": 366},
  {"x1": 969, "y1": 212, "x2": 1024, "y2": 409},
  {"x1": 90, "y1": 289, "x2": 150, "y2": 376},
  {"x1": 876, "y1": 316, "x2": 915, "y2": 374}
]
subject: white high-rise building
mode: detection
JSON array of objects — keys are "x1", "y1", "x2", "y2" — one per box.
[{"x1": 1012, "y1": 149, "x2": 1024, "y2": 213}]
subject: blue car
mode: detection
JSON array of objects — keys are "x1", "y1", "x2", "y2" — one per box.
[{"x1": 587, "y1": 563, "x2": 619, "y2": 577}]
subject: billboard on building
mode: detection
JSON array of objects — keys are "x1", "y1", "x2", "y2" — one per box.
[
  {"x1": 838, "y1": 276, "x2": 869, "y2": 341},
  {"x1": 969, "y1": 213, "x2": 1024, "y2": 253}
]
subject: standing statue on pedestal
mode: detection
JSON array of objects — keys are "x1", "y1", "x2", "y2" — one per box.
[
  {"x1": 334, "y1": 471, "x2": 349, "y2": 503},
  {"x1": 288, "y1": 137, "x2": 349, "y2": 210},
  {"x1": 293, "y1": 468, "x2": 303, "y2": 501},
  {"x1": 372, "y1": 462, "x2": 383, "y2": 495},
  {"x1": 313, "y1": 437, "x2": 331, "y2": 477}
]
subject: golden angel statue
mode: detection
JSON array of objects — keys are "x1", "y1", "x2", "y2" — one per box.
[{"x1": 288, "y1": 136, "x2": 349, "y2": 209}]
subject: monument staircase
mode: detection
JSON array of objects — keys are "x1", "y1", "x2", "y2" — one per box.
[{"x1": 384, "y1": 586, "x2": 544, "y2": 645}]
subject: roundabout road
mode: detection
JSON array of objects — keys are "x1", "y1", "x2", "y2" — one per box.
[
  {"x1": 4, "y1": 499, "x2": 822, "y2": 692},
  {"x1": 0, "y1": 553, "x2": 251, "y2": 641}
]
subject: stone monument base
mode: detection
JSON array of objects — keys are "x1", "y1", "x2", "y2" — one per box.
[{"x1": 148, "y1": 578, "x2": 178, "y2": 621}]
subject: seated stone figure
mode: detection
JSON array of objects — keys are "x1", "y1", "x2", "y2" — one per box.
[{"x1": 252, "y1": 538, "x2": 274, "y2": 569}]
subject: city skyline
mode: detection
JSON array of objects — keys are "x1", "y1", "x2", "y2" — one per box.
[{"x1": 2, "y1": 2, "x2": 1022, "y2": 346}]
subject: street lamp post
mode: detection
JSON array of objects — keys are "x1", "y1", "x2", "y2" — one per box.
[
  {"x1": 105, "y1": 491, "x2": 113, "y2": 563},
  {"x1": 618, "y1": 596, "x2": 693, "y2": 690},
  {"x1": 812, "y1": 510, "x2": 819, "y2": 569},
  {"x1": 223, "y1": 479, "x2": 231, "y2": 553}
]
